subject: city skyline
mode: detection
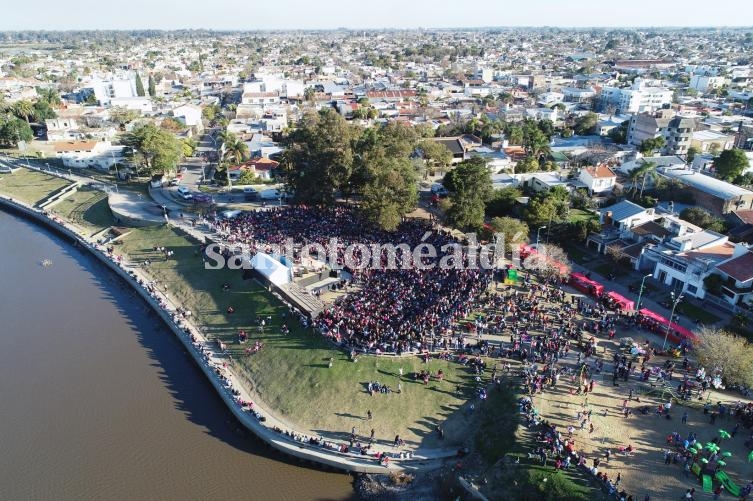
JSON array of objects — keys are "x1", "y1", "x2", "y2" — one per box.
[{"x1": 2, "y1": 0, "x2": 753, "y2": 31}]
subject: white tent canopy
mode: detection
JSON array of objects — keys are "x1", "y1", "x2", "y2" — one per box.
[{"x1": 250, "y1": 252, "x2": 291, "y2": 286}]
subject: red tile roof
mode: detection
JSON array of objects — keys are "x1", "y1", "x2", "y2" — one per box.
[
  {"x1": 54, "y1": 140, "x2": 97, "y2": 152},
  {"x1": 716, "y1": 251, "x2": 753, "y2": 283},
  {"x1": 584, "y1": 164, "x2": 616, "y2": 179}
]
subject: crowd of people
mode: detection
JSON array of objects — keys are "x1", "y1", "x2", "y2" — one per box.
[{"x1": 209, "y1": 205, "x2": 494, "y2": 355}]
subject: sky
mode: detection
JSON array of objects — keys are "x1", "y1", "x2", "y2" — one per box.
[{"x1": 2, "y1": 0, "x2": 753, "y2": 31}]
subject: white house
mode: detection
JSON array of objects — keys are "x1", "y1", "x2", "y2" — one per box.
[
  {"x1": 578, "y1": 164, "x2": 616, "y2": 194},
  {"x1": 54, "y1": 140, "x2": 124, "y2": 170},
  {"x1": 172, "y1": 104, "x2": 204, "y2": 133}
]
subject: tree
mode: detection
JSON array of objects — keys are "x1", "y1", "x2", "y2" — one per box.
[
  {"x1": 108, "y1": 106, "x2": 140, "y2": 126},
  {"x1": 36, "y1": 87, "x2": 61, "y2": 107},
  {"x1": 202, "y1": 104, "x2": 220, "y2": 122},
  {"x1": 32, "y1": 100, "x2": 56, "y2": 121},
  {"x1": 679, "y1": 207, "x2": 726, "y2": 232},
  {"x1": 608, "y1": 122, "x2": 628, "y2": 144},
  {"x1": 686, "y1": 146, "x2": 700, "y2": 164},
  {"x1": 148, "y1": 74, "x2": 156, "y2": 97},
  {"x1": 135, "y1": 73, "x2": 145, "y2": 97},
  {"x1": 181, "y1": 137, "x2": 198, "y2": 157},
  {"x1": 515, "y1": 156, "x2": 540, "y2": 173},
  {"x1": 488, "y1": 216, "x2": 529, "y2": 252},
  {"x1": 360, "y1": 154, "x2": 418, "y2": 231},
  {"x1": 160, "y1": 117, "x2": 185, "y2": 132},
  {"x1": 284, "y1": 108, "x2": 358, "y2": 205},
  {"x1": 122, "y1": 123, "x2": 183, "y2": 176},
  {"x1": 527, "y1": 243, "x2": 571, "y2": 280},
  {"x1": 222, "y1": 136, "x2": 250, "y2": 165},
  {"x1": 638, "y1": 136, "x2": 665, "y2": 156},
  {"x1": 0, "y1": 114, "x2": 33, "y2": 146},
  {"x1": 446, "y1": 157, "x2": 493, "y2": 230},
  {"x1": 628, "y1": 161, "x2": 656, "y2": 198},
  {"x1": 574, "y1": 112, "x2": 598, "y2": 135},
  {"x1": 418, "y1": 139, "x2": 453, "y2": 176},
  {"x1": 693, "y1": 327, "x2": 753, "y2": 388},
  {"x1": 486, "y1": 186, "x2": 522, "y2": 218},
  {"x1": 11, "y1": 100, "x2": 34, "y2": 123},
  {"x1": 714, "y1": 148, "x2": 750, "y2": 181}
]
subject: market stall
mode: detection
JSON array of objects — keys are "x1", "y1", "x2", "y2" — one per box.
[
  {"x1": 606, "y1": 290, "x2": 635, "y2": 311},
  {"x1": 569, "y1": 272, "x2": 605, "y2": 297}
]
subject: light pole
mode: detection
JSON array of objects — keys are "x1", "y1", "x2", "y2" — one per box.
[
  {"x1": 635, "y1": 273, "x2": 652, "y2": 311},
  {"x1": 662, "y1": 292, "x2": 684, "y2": 350},
  {"x1": 535, "y1": 226, "x2": 546, "y2": 248}
]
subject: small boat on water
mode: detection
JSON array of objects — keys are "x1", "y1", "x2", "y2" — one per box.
[{"x1": 41, "y1": 259, "x2": 53, "y2": 267}]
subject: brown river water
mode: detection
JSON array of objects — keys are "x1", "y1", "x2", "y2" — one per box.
[{"x1": 0, "y1": 210, "x2": 354, "y2": 501}]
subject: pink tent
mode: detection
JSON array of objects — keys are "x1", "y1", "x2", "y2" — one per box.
[
  {"x1": 638, "y1": 308, "x2": 697, "y2": 344},
  {"x1": 569, "y1": 272, "x2": 605, "y2": 297},
  {"x1": 606, "y1": 291, "x2": 635, "y2": 311}
]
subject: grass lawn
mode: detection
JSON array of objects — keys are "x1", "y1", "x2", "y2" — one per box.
[
  {"x1": 568, "y1": 209, "x2": 598, "y2": 224},
  {"x1": 562, "y1": 242, "x2": 590, "y2": 264},
  {"x1": 0, "y1": 167, "x2": 71, "y2": 206},
  {"x1": 118, "y1": 225, "x2": 489, "y2": 449},
  {"x1": 50, "y1": 186, "x2": 114, "y2": 236},
  {"x1": 676, "y1": 301, "x2": 721, "y2": 325}
]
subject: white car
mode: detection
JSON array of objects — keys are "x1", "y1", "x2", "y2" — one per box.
[{"x1": 176, "y1": 186, "x2": 193, "y2": 200}]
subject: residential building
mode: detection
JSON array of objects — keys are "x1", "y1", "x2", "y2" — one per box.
[
  {"x1": 712, "y1": 245, "x2": 753, "y2": 307},
  {"x1": 54, "y1": 140, "x2": 123, "y2": 170},
  {"x1": 599, "y1": 79, "x2": 673, "y2": 114},
  {"x1": 690, "y1": 130, "x2": 735, "y2": 153},
  {"x1": 172, "y1": 104, "x2": 204, "y2": 133},
  {"x1": 627, "y1": 111, "x2": 696, "y2": 155},
  {"x1": 689, "y1": 75, "x2": 727, "y2": 92},
  {"x1": 658, "y1": 167, "x2": 753, "y2": 215},
  {"x1": 578, "y1": 164, "x2": 616, "y2": 194}
]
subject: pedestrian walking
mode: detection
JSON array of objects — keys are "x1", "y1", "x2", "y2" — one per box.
[
  {"x1": 367, "y1": 410, "x2": 372, "y2": 420},
  {"x1": 682, "y1": 411, "x2": 688, "y2": 424}
]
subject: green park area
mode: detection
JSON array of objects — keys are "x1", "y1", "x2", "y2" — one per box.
[
  {"x1": 49, "y1": 186, "x2": 113, "y2": 236},
  {"x1": 117, "y1": 225, "x2": 503, "y2": 450},
  {"x1": 0, "y1": 168, "x2": 70, "y2": 205}
]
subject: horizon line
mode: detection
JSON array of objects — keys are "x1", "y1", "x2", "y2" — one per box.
[{"x1": 1, "y1": 25, "x2": 753, "y2": 33}]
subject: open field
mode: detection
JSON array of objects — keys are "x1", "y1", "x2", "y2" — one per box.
[
  {"x1": 50, "y1": 186, "x2": 113, "y2": 236},
  {"x1": 0, "y1": 168, "x2": 70, "y2": 205}
]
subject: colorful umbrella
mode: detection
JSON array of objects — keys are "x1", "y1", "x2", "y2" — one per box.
[
  {"x1": 700, "y1": 458, "x2": 709, "y2": 463},
  {"x1": 748, "y1": 450, "x2": 753, "y2": 462},
  {"x1": 719, "y1": 430, "x2": 731, "y2": 439},
  {"x1": 722, "y1": 451, "x2": 732, "y2": 457},
  {"x1": 718, "y1": 460, "x2": 727, "y2": 467}
]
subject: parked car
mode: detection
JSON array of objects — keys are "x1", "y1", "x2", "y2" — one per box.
[{"x1": 176, "y1": 186, "x2": 193, "y2": 200}]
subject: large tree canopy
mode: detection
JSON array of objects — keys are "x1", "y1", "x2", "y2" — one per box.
[
  {"x1": 122, "y1": 123, "x2": 183, "y2": 175},
  {"x1": 714, "y1": 148, "x2": 749, "y2": 182},
  {"x1": 282, "y1": 109, "x2": 421, "y2": 229},
  {"x1": 445, "y1": 157, "x2": 493, "y2": 231},
  {"x1": 284, "y1": 108, "x2": 359, "y2": 205}
]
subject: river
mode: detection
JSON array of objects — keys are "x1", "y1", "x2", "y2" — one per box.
[{"x1": 0, "y1": 210, "x2": 354, "y2": 501}]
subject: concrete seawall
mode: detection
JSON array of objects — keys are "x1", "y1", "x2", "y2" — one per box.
[{"x1": 0, "y1": 196, "x2": 405, "y2": 474}]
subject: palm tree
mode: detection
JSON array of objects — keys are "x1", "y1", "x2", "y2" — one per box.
[
  {"x1": 37, "y1": 88, "x2": 61, "y2": 107},
  {"x1": 637, "y1": 161, "x2": 657, "y2": 199},
  {"x1": 12, "y1": 100, "x2": 35, "y2": 123},
  {"x1": 627, "y1": 167, "x2": 643, "y2": 196},
  {"x1": 222, "y1": 138, "x2": 249, "y2": 165}
]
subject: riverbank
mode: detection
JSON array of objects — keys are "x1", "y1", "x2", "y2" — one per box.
[{"x1": 0, "y1": 194, "x2": 423, "y2": 474}]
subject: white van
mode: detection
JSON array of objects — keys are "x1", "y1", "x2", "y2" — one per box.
[{"x1": 177, "y1": 186, "x2": 193, "y2": 200}]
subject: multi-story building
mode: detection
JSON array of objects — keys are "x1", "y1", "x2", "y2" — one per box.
[
  {"x1": 627, "y1": 111, "x2": 696, "y2": 155},
  {"x1": 599, "y1": 78, "x2": 673, "y2": 114}
]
